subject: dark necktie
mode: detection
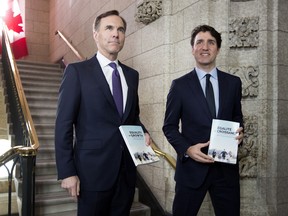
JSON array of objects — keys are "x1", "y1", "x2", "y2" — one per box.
[
  {"x1": 109, "y1": 62, "x2": 123, "y2": 117},
  {"x1": 205, "y1": 74, "x2": 216, "y2": 118}
]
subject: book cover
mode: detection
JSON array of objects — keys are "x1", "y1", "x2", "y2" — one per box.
[
  {"x1": 119, "y1": 125, "x2": 159, "y2": 166},
  {"x1": 208, "y1": 119, "x2": 240, "y2": 164}
]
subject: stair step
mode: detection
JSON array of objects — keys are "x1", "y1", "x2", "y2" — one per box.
[
  {"x1": 27, "y1": 99, "x2": 59, "y2": 109},
  {"x1": 35, "y1": 160, "x2": 57, "y2": 176},
  {"x1": 14, "y1": 161, "x2": 57, "y2": 186},
  {"x1": 34, "y1": 191, "x2": 77, "y2": 215},
  {"x1": 22, "y1": 82, "x2": 60, "y2": 92},
  {"x1": 130, "y1": 202, "x2": 151, "y2": 216},
  {"x1": 35, "y1": 175, "x2": 64, "y2": 194},
  {"x1": 35, "y1": 191, "x2": 75, "y2": 205},
  {"x1": 24, "y1": 88, "x2": 59, "y2": 98},
  {"x1": 29, "y1": 107, "x2": 57, "y2": 114},
  {"x1": 19, "y1": 68, "x2": 62, "y2": 76},
  {"x1": 16, "y1": 60, "x2": 62, "y2": 70},
  {"x1": 32, "y1": 196, "x2": 151, "y2": 216},
  {"x1": 0, "y1": 192, "x2": 19, "y2": 215},
  {"x1": 15, "y1": 175, "x2": 63, "y2": 197},
  {"x1": 37, "y1": 146, "x2": 56, "y2": 160},
  {"x1": 29, "y1": 108, "x2": 56, "y2": 117},
  {"x1": 24, "y1": 86, "x2": 59, "y2": 92},
  {"x1": 31, "y1": 113, "x2": 56, "y2": 124},
  {"x1": 44, "y1": 210, "x2": 77, "y2": 216},
  {"x1": 20, "y1": 74, "x2": 62, "y2": 84},
  {"x1": 36, "y1": 135, "x2": 54, "y2": 147},
  {"x1": 34, "y1": 123, "x2": 55, "y2": 135},
  {"x1": 29, "y1": 103, "x2": 57, "y2": 109}
]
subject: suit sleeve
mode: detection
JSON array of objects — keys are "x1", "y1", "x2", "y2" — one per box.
[
  {"x1": 162, "y1": 80, "x2": 191, "y2": 158},
  {"x1": 123, "y1": 66, "x2": 148, "y2": 134},
  {"x1": 55, "y1": 64, "x2": 80, "y2": 180}
]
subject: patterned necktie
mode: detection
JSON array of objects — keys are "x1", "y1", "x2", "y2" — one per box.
[
  {"x1": 205, "y1": 74, "x2": 216, "y2": 118},
  {"x1": 109, "y1": 62, "x2": 123, "y2": 117}
]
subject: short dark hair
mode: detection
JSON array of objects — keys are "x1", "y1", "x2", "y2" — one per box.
[
  {"x1": 190, "y1": 24, "x2": 222, "y2": 48},
  {"x1": 93, "y1": 10, "x2": 127, "y2": 32}
]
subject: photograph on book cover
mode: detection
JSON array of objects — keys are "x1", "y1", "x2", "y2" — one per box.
[
  {"x1": 119, "y1": 125, "x2": 159, "y2": 166},
  {"x1": 133, "y1": 151, "x2": 159, "y2": 165},
  {"x1": 208, "y1": 119, "x2": 239, "y2": 164},
  {"x1": 208, "y1": 142, "x2": 238, "y2": 164}
]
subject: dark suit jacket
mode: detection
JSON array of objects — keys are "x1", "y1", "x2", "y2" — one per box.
[
  {"x1": 55, "y1": 55, "x2": 146, "y2": 191},
  {"x1": 163, "y1": 69, "x2": 243, "y2": 189}
]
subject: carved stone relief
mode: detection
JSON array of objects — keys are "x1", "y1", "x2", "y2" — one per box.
[
  {"x1": 230, "y1": 66, "x2": 259, "y2": 98},
  {"x1": 229, "y1": 17, "x2": 259, "y2": 48},
  {"x1": 238, "y1": 115, "x2": 258, "y2": 178},
  {"x1": 135, "y1": 0, "x2": 162, "y2": 25}
]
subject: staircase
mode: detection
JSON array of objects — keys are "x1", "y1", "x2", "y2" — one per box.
[{"x1": 13, "y1": 60, "x2": 150, "y2": 216}]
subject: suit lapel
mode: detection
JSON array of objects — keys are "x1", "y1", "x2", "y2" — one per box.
[
  {"x1": 217, "y1": 70, "x2": 227, "y2": 118},
  {"x1": 121, "y1": 64, "x2": 134, "y2": 122},
  {"x1": 188, "y1": 69, "x2": 214, "y2": 119},
  {"x1": 88, "y1": 56, "x2": 120, "y2": 117}
]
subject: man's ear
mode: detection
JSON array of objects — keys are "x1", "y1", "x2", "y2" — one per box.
[
  {"x1": 93, "y1": 31, "x2": 98, "y2": 42},
  {"x1": 192, "y1": 46, "x2": 195, "y2": 56}
]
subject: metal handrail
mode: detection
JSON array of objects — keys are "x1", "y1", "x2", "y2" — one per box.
[
  {"x1": 55, "y1": 30, "x2": 85, "y2": 61},
  {"x1": 1, "y1": 21, "x2": 38, "y2": 216},
  {"x1": 151, "y1": 142, "x2": 176, "y2": 169},
  {"x1": 0, "y1": 146, "x2": 22, "y2": 167},
  {"x1": 2, "y1": 23, "x2": 39, "y2": 152}
]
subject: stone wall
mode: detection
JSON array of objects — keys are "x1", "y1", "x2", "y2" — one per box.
[
  {"x1": 23, "y1": 0, "x2": 50, "y2": 62},
  {"x1": 26, "y1": 0, "x2": 287, "y2": 215}
]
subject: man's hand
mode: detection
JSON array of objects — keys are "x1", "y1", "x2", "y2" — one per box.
[
  {"x1": 144, "y1": 133, "x2": 151, "y2": 146},
  {"x1": 61, "y1": 176, "x2": 80, "y2": 200},
  {"x1": 236, "y1": 127, "x2": 244, "y2": 145},
  {"x1": 186, "y1": 142, "x2": 214, "y2": 163}
]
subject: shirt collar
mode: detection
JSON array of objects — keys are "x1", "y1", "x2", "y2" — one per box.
[
  {"x1": 96, "y1": 51, "x2": 119, "y2": 68},
  {"x1": 195, "y1": 67, "x2": 218, "y2": 80}
]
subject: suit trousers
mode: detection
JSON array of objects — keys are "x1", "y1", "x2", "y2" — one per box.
[
  {"x1": 77, "y1": 159, "x2": 135, "y2": 216},
  {"x1": 173, "y1": 163, "x2": 240, "y2": 216}
]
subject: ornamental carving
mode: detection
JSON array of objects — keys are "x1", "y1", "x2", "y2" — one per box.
[
  {"x1": 135, "y1": 0, "x2": 162, "y2": 25},
  {"x1": 238, "y1": 115, "x2": 258, "y2": 178},
  {"x1": 230, "y1": 66, "x2": 259, "y2": 98},
  {"x1": 229, "y1": 17, "x2": 259, "y2": 48}
]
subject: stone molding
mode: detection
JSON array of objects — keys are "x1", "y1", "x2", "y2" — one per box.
[
  {"x1": 230, "y1": 66, "x2": 259, "y2": 98},
  {"x1": 238, "y1": 115, "x2": 258, "y2": 178},
  {"x1": 229, "y1": 16, "x2": 259, "y2": 48},
  {"x1": 135, "y1": 0, "x2": 162, "y2": 25}
]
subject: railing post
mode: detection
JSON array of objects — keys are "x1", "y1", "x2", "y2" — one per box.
[
  {"x1": 20, "y1": 149, "x2": 36, "y2": 216},
  {"x1": 8, "y1": 158, "x2": 19, "y2": 216}
]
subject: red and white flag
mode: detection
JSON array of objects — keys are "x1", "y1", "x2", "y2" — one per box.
[{"x1": 0, "y1": 0, "x2": 28, "y2": 59}]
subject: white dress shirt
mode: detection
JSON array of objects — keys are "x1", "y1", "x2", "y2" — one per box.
[
  {"x1": 96, "y1": 51, "x2": 128, "y2": 113},
  {"x1": 195, "y1": 67, "x2": 219, "y2": 117}
]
